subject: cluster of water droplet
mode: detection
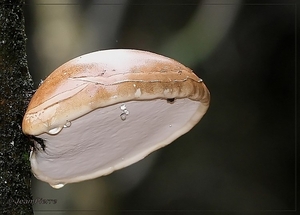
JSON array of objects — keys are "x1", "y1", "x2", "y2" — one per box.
[
  {"x1": 47, "y1": 121, "x2": 71, "y2": 135},
  {"x1": 120, "y1": 104, "x2": 129, "y2": 121}
]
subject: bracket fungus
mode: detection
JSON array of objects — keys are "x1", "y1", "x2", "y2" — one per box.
[{"x1": 22, "y1": 49, "x2": 210, "y2": 188}]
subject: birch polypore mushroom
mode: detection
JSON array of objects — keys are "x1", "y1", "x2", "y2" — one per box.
[{"x1": 22, "y1": 49, "x2": 210, "y2": 188}]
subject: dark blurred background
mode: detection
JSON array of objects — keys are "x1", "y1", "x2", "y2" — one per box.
[{"x1": 23, "y1": 0, "x2": 297, "y2": 214}]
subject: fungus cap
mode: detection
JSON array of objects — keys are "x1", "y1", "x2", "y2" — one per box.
[{"x1": 22, "y1": 49, "x2": 210, "y2": 188}]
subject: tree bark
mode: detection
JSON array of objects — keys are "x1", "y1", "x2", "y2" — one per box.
[{"x1": 0, "y1": 0, "x2": 34, "y2": 214}]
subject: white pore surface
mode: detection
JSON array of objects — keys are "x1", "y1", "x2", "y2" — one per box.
[{"x1": 31, "y1": 98, "x2": 203, "y2": 187}]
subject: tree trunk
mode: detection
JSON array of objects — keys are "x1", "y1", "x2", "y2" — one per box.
[{"x1": 0, "y1": 0, "x2": 34, "y2": 214}]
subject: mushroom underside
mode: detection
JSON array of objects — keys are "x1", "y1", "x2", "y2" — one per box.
[{"x1": 31, "y1": 98, "x2": 207, "y2": 188}]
